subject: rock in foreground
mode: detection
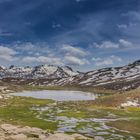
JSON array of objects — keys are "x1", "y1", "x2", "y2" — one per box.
[{"x1": 0, "y1": 124, "x2": 92, "y2": 140}]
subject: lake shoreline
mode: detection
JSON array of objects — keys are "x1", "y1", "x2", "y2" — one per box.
[{"x1": 10, "y1": 89, "x2": 99, "y2": 101}]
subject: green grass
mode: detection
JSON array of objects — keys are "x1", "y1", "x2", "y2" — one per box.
[
  {"x1": 107, "y1": 119, "x2": 140, "y2": 133},
  {"x1": 1, "y1": 85, "x2": 140, "y2": 139},
  {"x1": 58, "y1": 110, "x2": 87, "y2": 118},
  {"x1": 23, "y1": 85, "x2": 66, "y2": 91},
  {"x1": 0, "y1": 97, "x2": 58, "y2": 130},
  {"x1": 105, "y1": 107, "x2": 140, "y2": 134},
  {"x1": 0, "y1": 95, "x2": 140, "y2": 139}
]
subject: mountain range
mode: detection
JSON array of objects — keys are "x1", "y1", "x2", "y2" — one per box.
[{"x1": 0, "y1": 60, "x2": 140, "y2": 90}]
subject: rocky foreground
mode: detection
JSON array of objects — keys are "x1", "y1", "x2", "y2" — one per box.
[{"x1": 0, "y1": 124, "x2": 92, "y2": 140}]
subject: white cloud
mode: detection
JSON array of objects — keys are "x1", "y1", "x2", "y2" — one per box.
[
  {"x1": 22, "y1": 56, "x2": 37, "y2": 63},
  {"x1": 22, "y1": 56, "x2": 63, "y2": 66},
  {"x1": 0, "y1": 46, "x2": 16, "y2": 55},
  {"x1": 62, "y1": 44, "x2": 87, "y2": 57},
  {"x1": 22, "y1": 55, "x2": 89, "y2": 66},
  {"x1": 122, "y1": 11, "x2": 140, "y2": 21},
  {"x1": 117, "y1": 23, "x2": 138, "y2": 30},
  {"x1": 61, "y1": 44, "x2": 89, "y2": 66},
  {"x1": 119, "y1": 11, "x2": 140, "y2": 44},
  {"x1": 117, "y1": 24, "x2": 128, "y2": 29},
  {"x1": 2, "y1": 42, "x2": 89, "y2": 67},
  {"x1": 52, "y1": 23, "x2": 61, "y2": 28},
  {"x1": 15, "y1": 42, "x2": 51, "y2": 55},
  {"x1": 93, "y1": 55, "x2": 122, "y2": 66},
  {"x1": 94, "y1": 39, "x2": 133, "y2": 49},
  {"x1": 0, "y1": 46, "x2": 17, "y2": 61},
  {"x1": 16, "y1": 42, "x2": 35, "y2": 51},
  {"x1": 38, "y1": 56, "x2": 63, "y2": 65},
  {"x1": 94, "y1": 41, "x2": 119, "y2": 49},
  {"x1": 119, "y1": 39, "x2": 132, "y2": 48},
  {"x1": 64, "y1": 56, "x2": 89, "y2": 66},
  {"x1": 21, "y1": 43, "x2": 89, "y2": 66}
]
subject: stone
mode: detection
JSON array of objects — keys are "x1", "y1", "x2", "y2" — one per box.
[
  {"x1": 46, "y1": 133, "x2": 75, "y2": 140},
  {"x1": 9, "y1": 134, "x2": 27, "y2": 140}
]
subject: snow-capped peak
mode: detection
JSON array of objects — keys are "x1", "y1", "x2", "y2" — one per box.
[{"x1": 0, "y1": 64, "x2": 78, "y2": 79}]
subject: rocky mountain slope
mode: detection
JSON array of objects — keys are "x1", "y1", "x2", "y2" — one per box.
[
  {"x1": 0, "y1": 65, "x2": 78, "y2": 79},
  {"x1": 69, "y1": 60, "x2": 140, "y2": 90},
  {"x1": 0, "y1": 60, "x2": 140, "y2": 90}
]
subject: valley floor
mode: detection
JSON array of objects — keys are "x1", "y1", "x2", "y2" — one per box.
[{"x1": 0, "y1": 85, "x2": 140, "y2": 140}]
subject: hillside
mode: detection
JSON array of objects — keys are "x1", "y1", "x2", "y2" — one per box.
[{"x1": 0, "y1": 60, "x2": 140, "y2": 90}]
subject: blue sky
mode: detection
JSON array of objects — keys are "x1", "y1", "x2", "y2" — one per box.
[{"x1": 0, "y1": 0, "x2": 140, "y2": 71}]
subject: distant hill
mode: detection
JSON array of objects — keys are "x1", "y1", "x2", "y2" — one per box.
[{"x1": 1, "y1": 60, "x2": 140, "y2": 90}]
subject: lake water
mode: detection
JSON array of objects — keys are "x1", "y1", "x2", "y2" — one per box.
[{"x1": 10, "y1": 90, "x2": 98, "y2": 101}]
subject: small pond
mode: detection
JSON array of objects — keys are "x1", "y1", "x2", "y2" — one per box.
[{"x1": 10, "y1": 90, "x2": 98, "y2": 101}]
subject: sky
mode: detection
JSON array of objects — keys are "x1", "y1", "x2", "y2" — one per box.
[{"x1": 0, "y1": 0, "x2": 140, "y2": 71}]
